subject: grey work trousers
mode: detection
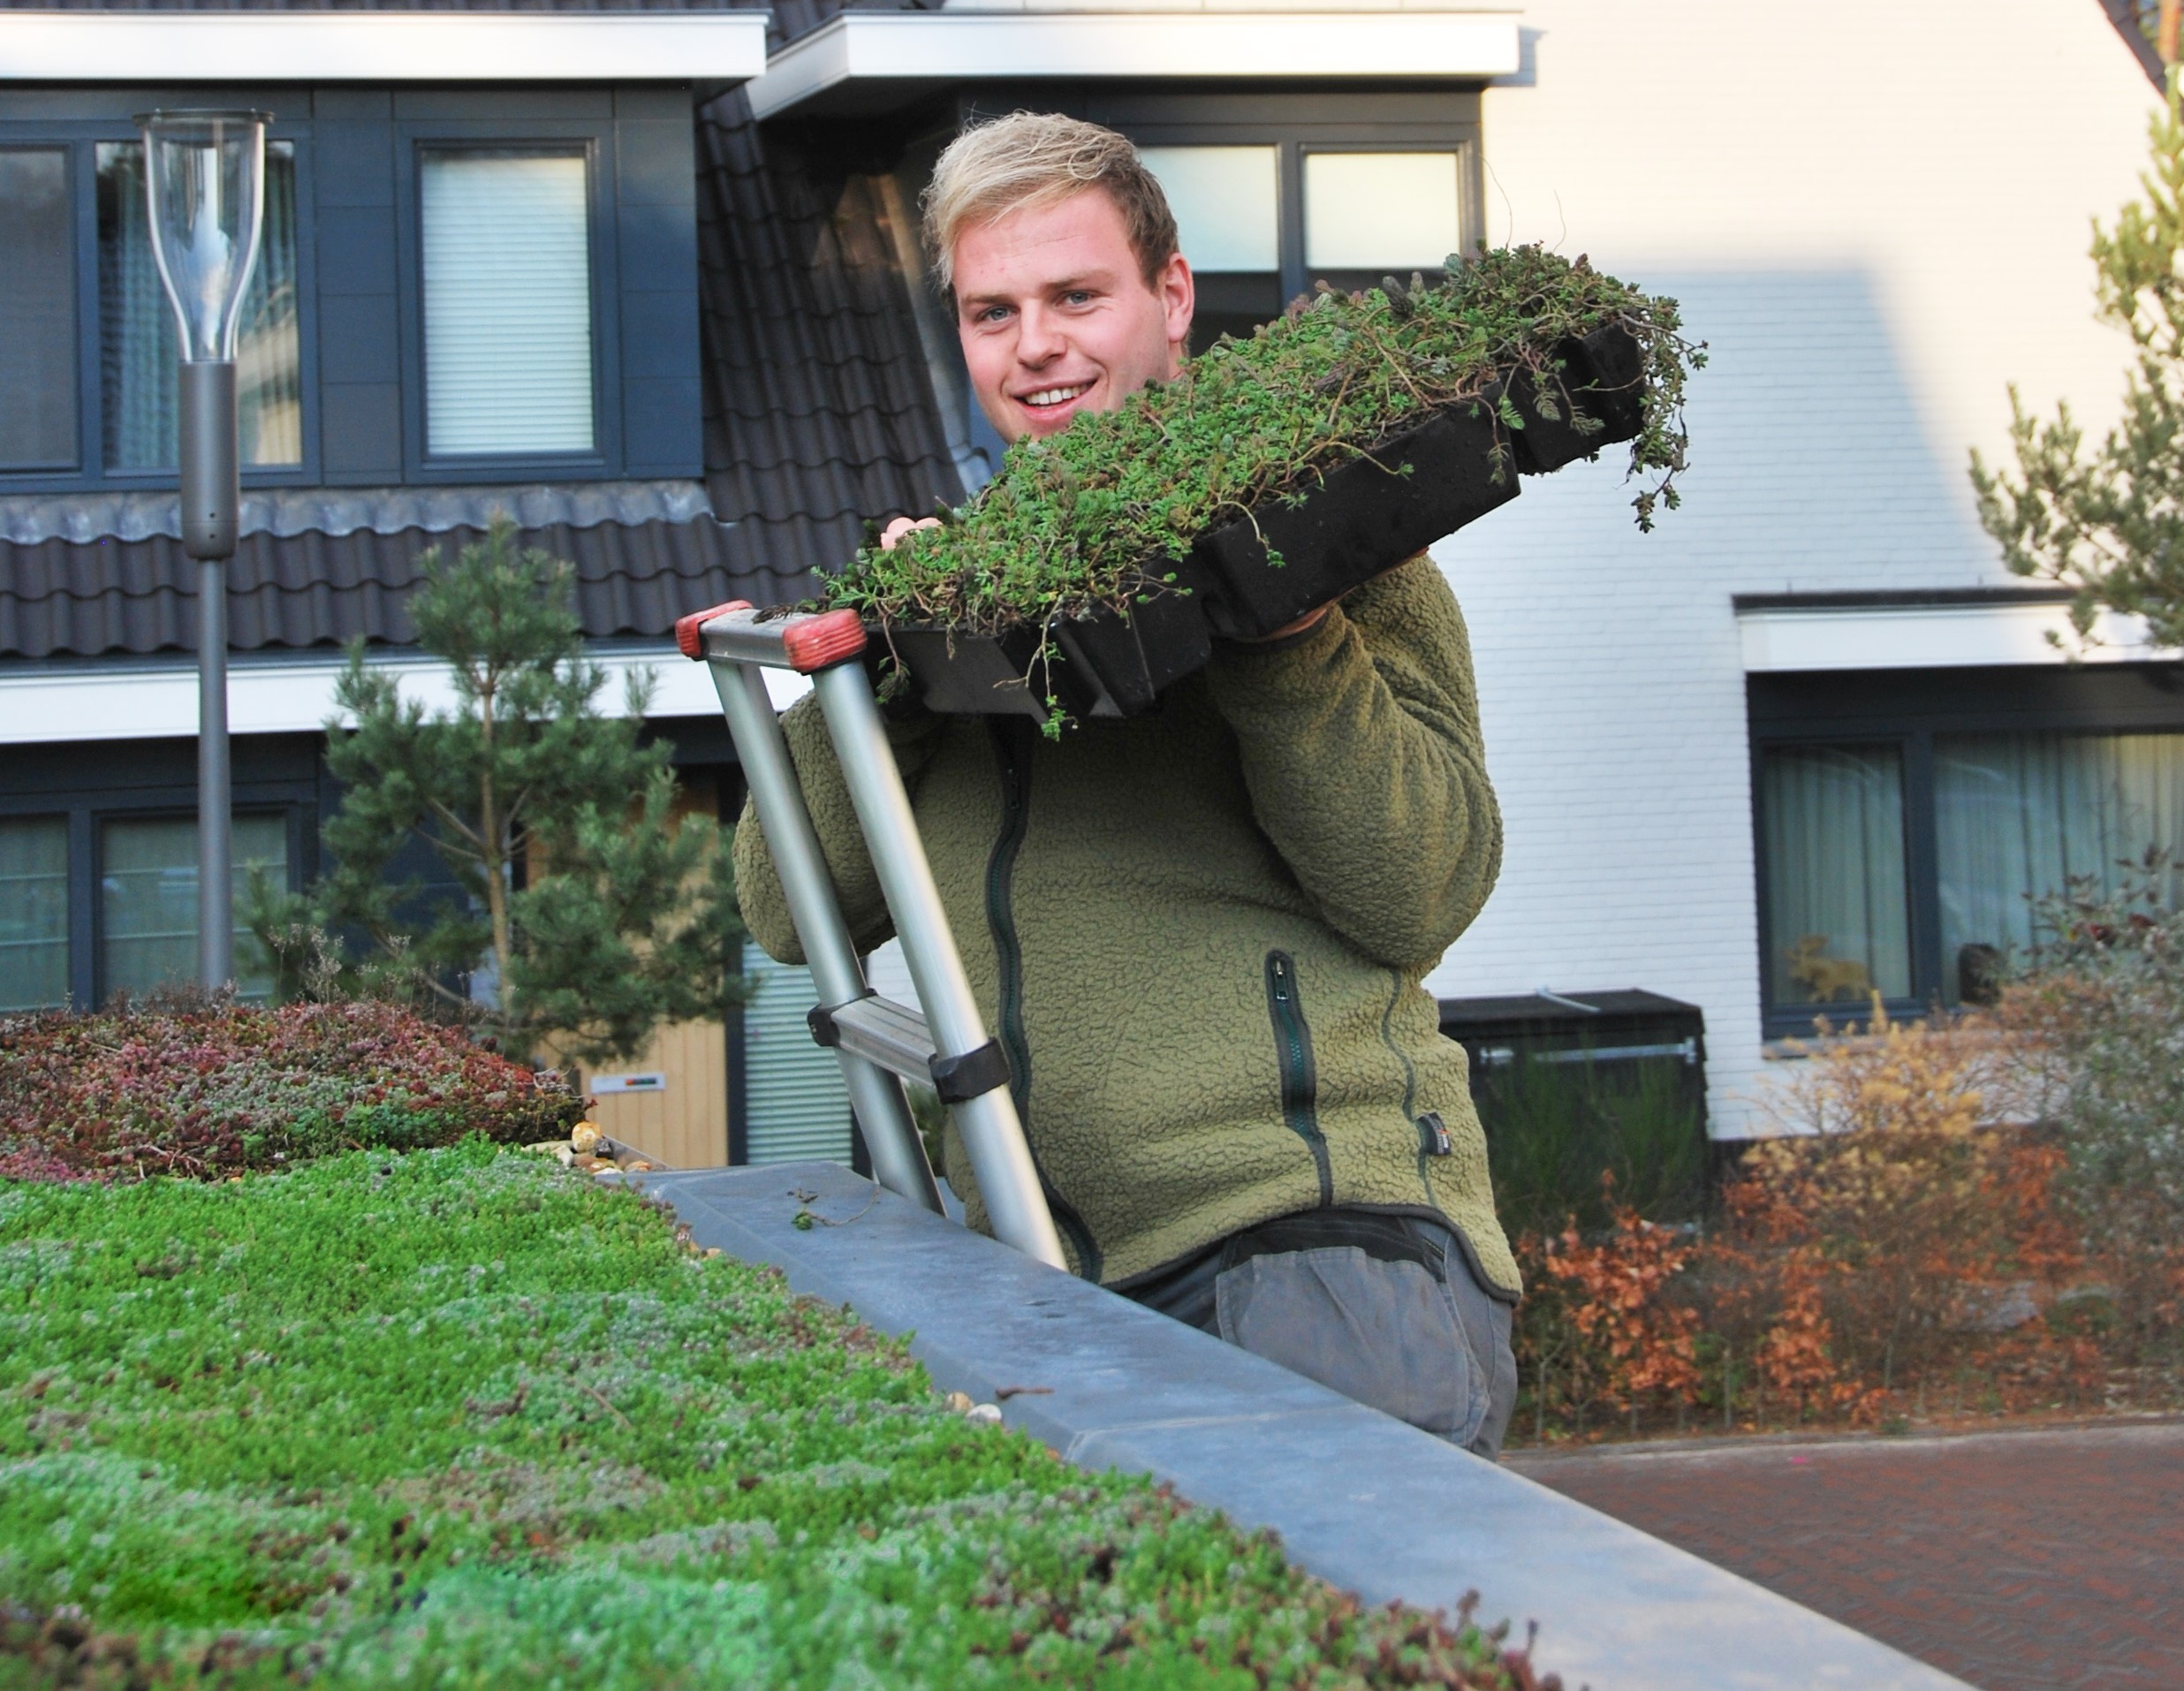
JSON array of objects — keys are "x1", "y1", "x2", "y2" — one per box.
[{"x1": 1121, "y1": 1208, "x2": 1519, "y2": 1459}]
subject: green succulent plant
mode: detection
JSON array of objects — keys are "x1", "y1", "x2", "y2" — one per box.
[{"x1": 820, "y1": 244, "x2": 1704, "y2": 636}]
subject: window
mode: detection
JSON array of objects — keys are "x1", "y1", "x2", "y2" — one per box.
[
  {"x1": 420, "y1": 149, "x2": 595, "y2": 458},
  {"x1": 100, "y1": 815, "x2": 287, "y2": 1003},
  {"x1": 1759, "y1": 745, "x2": 1911, "y2": 1012},
  {"x1": 0, "y1": 817, "x2": 69, "y2": 1012},
  {"x1": 1752, "y1": 667, "x2": 2184, "y2": 1033},
  {"x1": 0, "y1": 149, "x2": 77, "y2": 470},
  {"x1": 95, "y1": 140, "x2": 303, "y2": 470},
  {"x1": 1140, "y1": 145, "x2": 1279, "y2": 271},
  {"x1": 1935, "y1": 732, "x2": 2184, "y2": 974},
  {"x1": 1302, "y1": 151, "x2": 1466, "y2": 272}
]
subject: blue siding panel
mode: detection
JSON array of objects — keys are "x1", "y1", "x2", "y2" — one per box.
[
  {"x1": 312, "y1": 120, "x2": 396, "y2": 209},
  {"x1": 621, "y1": 377, "x2": 703, "y2": 477},
  {"x1": 620, "y1": 286, "x2": 699, "y2": 380},
  {"x1": 318, "y1": 292, "x2": 398, "y2": 387},
  {"x1": 321, "y1": 382, "x2": 404, "y2": 480},
  {"x1": 617, "y1": 118, "x2": 697, "y2": 208},
  {"x1": 315, "y1": 206, "x2": 398, "y2": 298}
]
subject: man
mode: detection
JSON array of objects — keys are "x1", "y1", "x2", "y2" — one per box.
[{"x1": 733, "y1": 112, "x2": 1520, "y2": 1457}]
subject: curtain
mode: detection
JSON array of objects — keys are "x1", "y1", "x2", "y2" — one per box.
[
  {"x1": 1936, "y1": 732, "x2": 2184, "y2": 997},
  {"x1": 0, "y1": 818, "x2": 70, "y2": 1012},
  {"x1": 97, "y1": 141, "x2": 301, "y2": 470},
  {"x1": 421, "y1": 150, "x2": 595, "y2": 456},
  {"x1": 1761, "y1": 744, "x2": 1912, "y2": 1007}
]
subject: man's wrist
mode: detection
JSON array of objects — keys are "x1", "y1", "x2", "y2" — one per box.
[{"x1": 1232, "y1": 605, "x2": 1331, "y2": 646}]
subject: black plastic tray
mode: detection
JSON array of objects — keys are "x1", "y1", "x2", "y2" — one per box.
[
  {"x1": 876, "y1": 585, "x2": 1212, "y2": 722},
  {"x1": 1500, "y1": 322, "x2": 1646, "y2": 475},
  {"x1": 1179, "y1": 398, "x2": 1520, "y2": 642}
]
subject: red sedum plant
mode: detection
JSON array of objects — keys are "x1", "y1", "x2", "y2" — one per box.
[{"x1": 0, "y1": 999, "x2": 581, "y2": 1185}]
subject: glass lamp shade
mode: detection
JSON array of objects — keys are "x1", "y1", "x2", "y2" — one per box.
[{"x1": 134, "y1": 110, "x2": 271, "y2": 364}]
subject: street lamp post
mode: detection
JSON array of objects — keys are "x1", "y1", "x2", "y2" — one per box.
[{"x1": 138, "y1": 109, "x2": 270, "y2": 991}]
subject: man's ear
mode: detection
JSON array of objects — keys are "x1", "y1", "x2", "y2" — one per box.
[{"x1": 1157, "y1": 252, "x2": 1194, "y2": 373}]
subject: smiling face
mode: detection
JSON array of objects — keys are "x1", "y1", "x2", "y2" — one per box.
[{"x1": 952, "y1": 187, "x2": 1194, "y2": 442}]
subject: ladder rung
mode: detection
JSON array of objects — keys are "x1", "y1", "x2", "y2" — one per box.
[{"x1": 823, "y1": 994, "x2": 936, "y2": 1085}]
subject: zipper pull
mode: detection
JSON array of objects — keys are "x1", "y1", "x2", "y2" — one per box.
[
  {"x1": 1270, "y1": 955, "x2": 1291, "y2": 1001},
  {"x1": 1418, "y1": 1111, "x2": 1452, "y2": 1156}
]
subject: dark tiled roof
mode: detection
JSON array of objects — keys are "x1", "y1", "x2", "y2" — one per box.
[
  {"x1": 0, "y1": 518, "x2": 748, "y2": 657},
  {"x1": 698, "y1": 88, "x2": 965, "y2": 608},
  {"x1": 0, "y1": 34, "x2": 965, "y2": 659}
]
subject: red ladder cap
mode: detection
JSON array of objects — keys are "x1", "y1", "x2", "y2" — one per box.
[
  {"x1": 783, "y1": 609, "x2": 868, "y2": 674},
  {"x1": 675, "y1": 600, "x2": 753, "y2": 659}
]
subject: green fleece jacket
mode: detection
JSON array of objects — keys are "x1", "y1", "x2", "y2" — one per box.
[{"x1": 732, "y1": 554, "x2": 1520, "y2": 1299}]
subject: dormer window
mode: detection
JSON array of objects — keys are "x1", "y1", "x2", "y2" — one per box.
[{"x1": 420, "y1": 148, "x2": 596, "y2": 459}]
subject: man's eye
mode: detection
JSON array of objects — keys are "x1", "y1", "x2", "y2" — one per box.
[{"x1": 1064, "y1": 290, "x2": 1094, "y2": 306}]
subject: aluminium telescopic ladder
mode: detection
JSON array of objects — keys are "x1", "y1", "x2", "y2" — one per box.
[{"x1": 676, "y1": 600, "x2": 1067, "y2": 1270}]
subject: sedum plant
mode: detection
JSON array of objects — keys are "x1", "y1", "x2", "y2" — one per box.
[{"x1": 821, "y1": 244, "x2": 1702, "y2": 633}]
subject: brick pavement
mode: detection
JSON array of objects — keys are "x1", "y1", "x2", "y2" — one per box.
[{"x1": 1506, "y1": 1421, "x2": 2184, "y2": 1691}]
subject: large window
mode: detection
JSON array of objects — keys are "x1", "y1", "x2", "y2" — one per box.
[
  {"x1": 420, "y1": 148, "x2": 595, "y2": 458},
  {"x1": 0, "y1": 817, "x2": 69, "y2": 1012},
  {"x1": 1753, "y1": 667, "x2": 2184, "y2": 1034},
  {"x1": 94, "y1": 140, "x2": 303, "y2": 472},
  {"x1": 100, "y1": 815, "x2": 287, "y2": 1003}
]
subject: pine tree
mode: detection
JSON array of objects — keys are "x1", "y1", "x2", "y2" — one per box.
[
  {"x1": 1970, "y1": 69, "x2": 2184, "y2": 648},
  {"x1": 262, "y1": 519, "x2": 747, "y2": 1063}
]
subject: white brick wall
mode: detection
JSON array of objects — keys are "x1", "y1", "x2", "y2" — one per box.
[{"x1": 1423, "y1": 1, "x2": 2162, "y2": 1134}]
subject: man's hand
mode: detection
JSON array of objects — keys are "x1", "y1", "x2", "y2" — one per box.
[{"x1": 880, "y1": 515, "x2": 943, "y2": 551}]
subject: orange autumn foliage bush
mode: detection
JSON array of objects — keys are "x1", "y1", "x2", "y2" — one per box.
[
  {"x1": 1518, "y1": 1187, "x2": 1701, "y2": 1437},
  {"x1": 1511, "y1": 1005, "x2": 2099, "y2": 1443}
]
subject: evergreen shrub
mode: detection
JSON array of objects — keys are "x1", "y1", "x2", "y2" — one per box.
[{"x1": 0, "y1": 1000, "x2": 580, "y2": 1184}]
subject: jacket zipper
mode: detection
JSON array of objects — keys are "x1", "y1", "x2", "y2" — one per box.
[
  {"x1": 1264, "y1": 949, "x2": 1332, "y2": 1206},
  {"x1": 984, "y1": 719, "x2": 1102, "y2": 1278}
]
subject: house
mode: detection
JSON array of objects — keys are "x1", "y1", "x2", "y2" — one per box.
[{"x1": 0, "y1": 0, "x2": 2166, "y2": 1165}]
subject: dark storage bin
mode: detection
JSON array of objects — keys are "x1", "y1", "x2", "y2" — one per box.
[{"x1": 1439, "y1": 989, "x2": 1709, "y2": 1232}]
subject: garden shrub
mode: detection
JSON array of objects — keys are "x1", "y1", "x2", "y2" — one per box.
[
  {"x1": 1995, "y1": 867, "x2": 2184, "y2": 1366},
  {"x1": 0, "y1": 998, "x2": 581, "y2": 1184},
  {"x1": 1479, "y1": 1053, "x2": 1708, "y2": 1241},
  {"x1": 1511, "y1": 1009, "x2": 2106, "y2": 1443},
  {"x1": 822, "y1": 246, "x2": 1700, "y2": 635},
  {"x1": 0, "y1": 1143, "x2": 1545, "y2": 1687}
]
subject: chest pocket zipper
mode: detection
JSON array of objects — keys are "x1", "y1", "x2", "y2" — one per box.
[{"x1": 1264, "y1": 950, "x2": 1332, "y2": 1206}]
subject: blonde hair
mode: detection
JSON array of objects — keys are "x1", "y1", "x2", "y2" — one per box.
[{"x1": 921, "y1": 110, "x2": 1179, "y2": 292}]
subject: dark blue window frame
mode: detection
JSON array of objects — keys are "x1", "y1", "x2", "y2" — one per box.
[
  {"x1": 0, "y1": 117, "x2": 322, "y2": 494},
  {"x1": 391, "y1": 119, "x2": 624, "y2": 484},
  {"x1": 0, "y1": 751, "x2": 319, "y2": 1012}
]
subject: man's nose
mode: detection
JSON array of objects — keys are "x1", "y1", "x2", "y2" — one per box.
[{"x1": 1016, "y1": 304, "x2": 1065, "y2": 365}]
